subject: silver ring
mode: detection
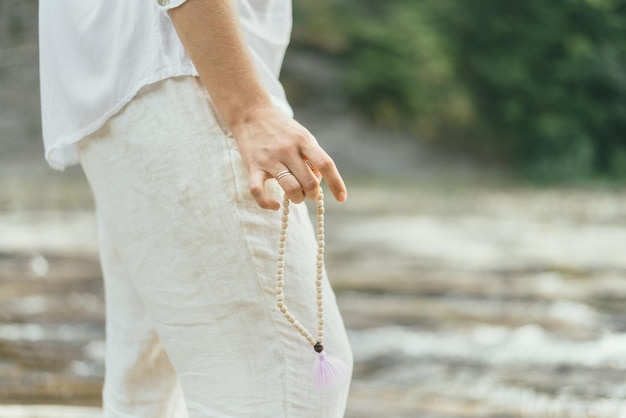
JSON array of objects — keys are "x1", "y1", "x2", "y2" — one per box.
[{"x1": 275, "y1": 170, "x2": 293, "y2": 182}]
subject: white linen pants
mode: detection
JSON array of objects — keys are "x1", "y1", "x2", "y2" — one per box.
[{"x1": 77, "y1": 76, "x2": 353, "y2": 418}]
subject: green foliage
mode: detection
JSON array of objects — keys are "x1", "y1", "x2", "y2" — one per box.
[
  {"x1": 293, "y1": 1, "x2": 472, "y2": 138},
  {"x1": 340, "y1": 1, "x2": 467, "y2": 135},
  {"x1": 292, "y1": 0, "x2": 626, "y2": 180},
  {"x1": 445, "y1": 0, "x2": 626, "y2": 179}
]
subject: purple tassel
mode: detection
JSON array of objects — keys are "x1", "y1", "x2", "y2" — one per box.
[{"x1": 313, "y1": 350, "x2": 348, "y2": 390}]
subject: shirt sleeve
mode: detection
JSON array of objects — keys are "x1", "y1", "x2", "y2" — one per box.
[{"x1": 155, "y1": 0, "x2": 189, "y2": 11}]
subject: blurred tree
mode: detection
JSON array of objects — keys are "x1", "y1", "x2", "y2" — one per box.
[
  {"x1": 446, "y1": 0, "x2": 626, "y2": 179},
  {"x1": 291, "y1": 0, "x2": 626, "y2": 180},
  {"x1": 292, "y1": 0, "x2": 476, "y2": 148},
  {"x1": 340, "y1": 0, "x2": 472, "y2": 140}
]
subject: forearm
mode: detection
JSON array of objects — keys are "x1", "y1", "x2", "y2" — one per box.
[
  {"x1": 169, "y1": 0, "x2": 347, "y2": 209},
  {"x1": 168, "y1": 0, "x2": 273, "y2": 129}
]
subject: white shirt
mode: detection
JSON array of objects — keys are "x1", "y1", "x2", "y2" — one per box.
[{"x1": 39, "y1": 0, "x2": 293, "y2": 170}]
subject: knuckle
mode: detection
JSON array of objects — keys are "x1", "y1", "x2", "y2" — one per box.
[
  {"x1": 317, "y1": 156, "x2": 335, "y2": 171},
  {"x1": 294, "y1": 131, "x2": 310, "y2": 143},
  {"x1": 289, "y1": 190, "x2": 305, "y2": 203},
  {"x1": 302, "y1": 178, "x2": 319, "y2": 193},
  {"x1": 283, "y1": 183, "x2": 302, "y2": 195},
  {"x1": 276, "y1": 143, "x2": 291, "y2": 154},
  {"x1": 249, "y1": 184, "x2": 264, "y2": 197}
]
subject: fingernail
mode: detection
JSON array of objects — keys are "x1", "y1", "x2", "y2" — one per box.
[{"x1": 338, "y1": 191, "x2": 347, "y2": 202}]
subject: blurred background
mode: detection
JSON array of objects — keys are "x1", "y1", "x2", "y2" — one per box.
[{"x1": 2, "y1": 0, "x2": 626, "y2": 417}]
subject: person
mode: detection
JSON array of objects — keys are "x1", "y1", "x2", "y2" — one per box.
[{"x1": 38, "y1": 1, "x2": 353, "y2": 417}]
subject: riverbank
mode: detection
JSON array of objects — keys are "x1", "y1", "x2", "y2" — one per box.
[{"x1": 2, "y1": 183, "x2": 626, "y2": 417}]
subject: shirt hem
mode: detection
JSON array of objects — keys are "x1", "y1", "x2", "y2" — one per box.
[
  {"x1": 45, "y1": 67, "x2": 199, "y2": 171},
  {"x1": 45, "y1": 67, "x2": 293, "y2": 171}
]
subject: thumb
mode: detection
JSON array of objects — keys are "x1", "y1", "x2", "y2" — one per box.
[{"x1": 249, "y1": 170, "x2": 280, "y2": 210}]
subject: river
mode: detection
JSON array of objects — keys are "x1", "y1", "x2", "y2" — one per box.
[{"x1": 1, "y1": 184, "x2": 625, "y2": 417}]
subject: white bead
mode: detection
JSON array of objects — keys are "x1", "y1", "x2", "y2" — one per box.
[{"x1": 274, "y1": 189, "x2": 328, "y2": 346}]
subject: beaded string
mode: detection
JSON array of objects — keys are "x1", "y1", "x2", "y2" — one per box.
[{"x1": 275, "y1": 189, "x2": 326, "y2": 353}]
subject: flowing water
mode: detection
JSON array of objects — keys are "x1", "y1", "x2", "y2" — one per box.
[{"x1": 1, "y1": 185, "x2": 625, "y2": 417}]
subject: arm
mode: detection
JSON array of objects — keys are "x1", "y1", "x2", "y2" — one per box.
[{"x1": 168, "y1": 0, "x2": 347, "y2": 210}]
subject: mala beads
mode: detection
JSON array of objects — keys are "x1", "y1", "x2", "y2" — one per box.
[
  {"x1": 276, "y1": 190, "x2": 325, "y2": 348},
  {"x1": 275, "y1": 187, "x2": 348, "y2": 389}
]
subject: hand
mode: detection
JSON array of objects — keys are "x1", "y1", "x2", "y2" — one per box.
[
  {"x1": 230, "y1": 106, "x2": 347, "y2": 210},
  {"x1": 167, "y1": 2, "x2": 344, "y2": 210}
]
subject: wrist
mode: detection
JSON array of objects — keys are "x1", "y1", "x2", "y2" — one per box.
[
  {"x1": 225, "y1": 100, "x2": 274, "y2": 130},
  {"x1": 225, "y1": 100, "x2": 279, "y2": 138}
]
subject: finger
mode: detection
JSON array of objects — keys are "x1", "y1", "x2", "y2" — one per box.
[
  {"x1": 306, "y1": 160, "x2": 323, "y2": 181},
  {"x1": 304, "y1": 148, "x2": 347, "y2": 202},
  {"x1": 283, "y1": 159, "x2": 320, "y2": 201},
  {"x1": 249, "y1": 170, "x2": 280, "y2": 210},
  {"x1": 276, "y1": 169, "x2": 306, "y2": 204}
]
